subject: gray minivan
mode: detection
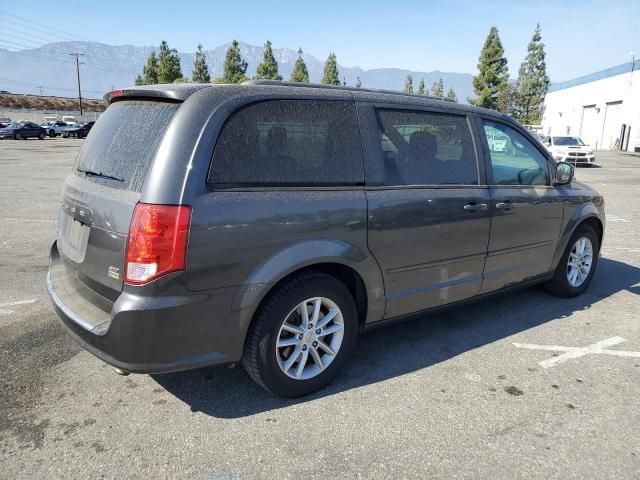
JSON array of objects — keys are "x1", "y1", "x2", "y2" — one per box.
[{"x1": 48, "y1": 81, "x2": 605, "y2": 397}]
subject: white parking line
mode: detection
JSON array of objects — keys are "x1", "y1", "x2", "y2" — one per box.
[
  {"x1": 0, "y1": 298, "x2": 37, "y2": 315},
  {"x1": 607, "y1": 215, "x2": 631, "y2": 223},
  {"x1": 0, "y1": 217, "x2": 56, "y2": 223},
  {"x1": 514, "y1": 336, "x2": 640, "y2": 369}
]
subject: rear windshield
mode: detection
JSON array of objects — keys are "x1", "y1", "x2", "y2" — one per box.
[{"x1": 75, "y1": 100, "x2": 179, "y2": 192}]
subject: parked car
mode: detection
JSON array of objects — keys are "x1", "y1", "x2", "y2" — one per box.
[
  {"x1": 62, "y1": 121, "x2": 94, "y2": 138},
  {"x1": 62, "y1": 115, "x2": 78, "y2": 124},
  {"x1": 486, "y1": 130, "x2": 511, "y2": 153},
  {"x1": 0, "y1": 121, "x2": 46, "y2": 140},
  {"x1": 48, "y1": 82, "x2": 605, "y2": 397},
  {"x1": 41, "y1": 121, "x2": 68, "y2": 137},
  {"x1": 543, "y1": 136, "x2": 596, "y2": 166}
]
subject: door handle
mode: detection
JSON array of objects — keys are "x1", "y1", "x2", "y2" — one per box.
[
  {"x1": 463, "y1": 203, "x2": 488, "y2": 212},
  {"x1": 496, "y1": 201, "x2": 512, "y2": 210}
]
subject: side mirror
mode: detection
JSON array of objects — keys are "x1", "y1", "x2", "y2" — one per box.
[{"x1": 554, "y1": 162, "x2": 574, "y2": 185}]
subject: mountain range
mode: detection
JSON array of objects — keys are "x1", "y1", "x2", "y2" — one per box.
[{"x1": 0, "y1": 41, "x2": 474, "y2": 101}]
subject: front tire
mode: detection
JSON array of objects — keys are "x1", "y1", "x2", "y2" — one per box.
[
  {"x1": 545, "y1": 224, "x2": 599, "y2": 297},
  {"x1": 15, "y1": 133, "x2": 22, "y2": 140},
  {"x1": 243, "y1": 272, "x2": 358, "y2": 397},
  {"x1": 39, "y1": 132, "x2": 45, "y2": 140}
]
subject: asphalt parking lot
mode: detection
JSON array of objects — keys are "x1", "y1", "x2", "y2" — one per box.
[{"x1": 1, "y1": 138, "x2": 639, "y2": 479}]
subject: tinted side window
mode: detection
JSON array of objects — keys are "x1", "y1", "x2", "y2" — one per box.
[
  {"x1": 376, "y1": 109, "x2": 478, "y2": 186},
  {"x1": 209, "y1": 100, "x2": 363, "y2": 186},
  {"x1": 482, "y1": 120, "x2": 549, "y2": 186}
]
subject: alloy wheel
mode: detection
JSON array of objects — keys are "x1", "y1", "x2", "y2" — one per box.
[
  {"x1": 275, "y1": 297, "x2": 345, "y2": 380},
  {"x1": 567, "y1": 237, "x2": 593, "y2": 287}
]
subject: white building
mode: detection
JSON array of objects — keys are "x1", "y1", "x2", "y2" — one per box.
[{"x1": 542, "y1": 61, "x2": 640, "y2": 152}]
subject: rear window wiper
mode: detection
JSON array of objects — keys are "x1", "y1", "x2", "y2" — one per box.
[{"x1": 77, "y1": 167, "x2": 124, "y2": 182}]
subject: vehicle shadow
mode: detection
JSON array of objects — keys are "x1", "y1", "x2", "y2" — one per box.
[{"x1": 152, "y1": 257, "x2": 639, "y2": 418}]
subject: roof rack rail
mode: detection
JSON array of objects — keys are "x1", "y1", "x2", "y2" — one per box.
[{"x1": 242, "y1": 79, "x2": 455, "y2": 102}]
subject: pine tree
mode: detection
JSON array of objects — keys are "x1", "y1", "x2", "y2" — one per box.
[
  {"x1": 135, "y1": 51, "x2": 159, "y2": 85},
  {"x1": 446, "y1": 87, "x2": 458, "y2": 102},
  {"x1": 289, "y1": 48, "x2": 310, "y2": 83},
  {"x1": 469, "y1": 26, "x2": 509, "y2": 110},
  {"x1": 417, "y1": 78, "x2": 425, "y2": 95},
  {"x1": 222, "y1": 40, "x2": 248, "y2": 83},
  {"x1": 254, "y1": 40, "x2": 282, "y2": 80},
  {"x1": 157, "y1": 41, "x2": 183, "y2": 84},
  {"x1": 321, "y1": 53, "x2": 340, "y2": 85},
  {"x1": 355, "y1": 76, "x2": 362, "y2": 88},
  {"x1": 403, "y1": 74, "x2": 413, "y2": 93},
  {"x1": 430, "y1": 78, "x2": 444, "y2": 96},
  {"x1": 515, "y1": 24, "x2": 550, "y2": 124},
  {"x1": 191, "y1": 43, "x2": 211, "y2": 83},
  {"x1": 497, "y1": 83, "x2": 518, "y2": 116}
]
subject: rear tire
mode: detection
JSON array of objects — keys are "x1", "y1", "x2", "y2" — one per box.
[
  {"x1": 544, "y1": 224, "x2": 599, "y2": 297},
  {"x1": 242, "y1": 271, "x2": 358, "y2": 397},
  {"x1": 49, "y1": 130, "x2": 56, "y2": 137},
  {"x1": 15, "y1": 133, "x2": 22, "y2": 140}
]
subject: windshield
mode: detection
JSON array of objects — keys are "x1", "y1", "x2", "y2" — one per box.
[
  {"x1": 75, "y1": 100, "x2": 179, "y2": 192},
  {"x1": 553, "y1": 136, "x2": 585, "y2": 146}
]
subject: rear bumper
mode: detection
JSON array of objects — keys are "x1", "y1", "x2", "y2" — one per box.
[{"x1": 47, "y1": 241, "x2": 248, "y2": 373}]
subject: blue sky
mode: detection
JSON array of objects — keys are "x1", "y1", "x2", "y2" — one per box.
[{"x1": 1, "y1": 0, "x2": 639, "y2": 81}]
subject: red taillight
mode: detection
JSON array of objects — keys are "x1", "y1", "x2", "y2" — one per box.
[
  {"x1": 125, "y1": 203, "x2": 191, "y2": 285},
  {"x1": 109, "y1": 89, "x2": 124, "y2": 98}
]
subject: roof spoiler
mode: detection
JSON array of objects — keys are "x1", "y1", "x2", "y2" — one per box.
[{"x1": 103, "y1": 83, "x2": 213, "y2": 105}]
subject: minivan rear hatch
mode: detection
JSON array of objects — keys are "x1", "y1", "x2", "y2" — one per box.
[{"x1": 55, "y1": 100, "x2": 180, "y2": 300}]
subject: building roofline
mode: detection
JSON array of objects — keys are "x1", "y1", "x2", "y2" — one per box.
[{"x1": 548, "y1": 61, "x2": 637, "y2": 93}]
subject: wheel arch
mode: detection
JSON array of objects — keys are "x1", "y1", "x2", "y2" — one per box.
[
  {"x1": 552, "y1": 203, "x2": 604, "y2": 270},
  {"x1": 232, "y1": 240, "x2": 386, "y2": 360}
]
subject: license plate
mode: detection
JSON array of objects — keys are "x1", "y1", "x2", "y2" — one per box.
[
  {"x1": 59, "y1": 213, "x2": 90, "y2": 262},
  {"x1": 66, "y1": 219, "x2": 86, "y2": 251}
]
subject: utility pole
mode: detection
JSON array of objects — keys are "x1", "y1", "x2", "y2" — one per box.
[
  {"x1": 37, "y1": 86, "x2": 43, "y2": 97},
  {"x1": 69, "y1": 52, "x2": 85, "y2": 115}
]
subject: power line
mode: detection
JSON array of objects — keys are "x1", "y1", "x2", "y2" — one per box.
[
  {"x1": 0, "y1": 10, "x2": 92, "y2": 42},
  {"x1": 1, "y1": 15, "x2": 153, "y2": 76},
  {"x1": 0, "y1": 36, "x2": 143, "y2": 73},
  {"x1": 0, "y1": 39, "x2": 75, "y2": 64},
  {"x1": 0, "y1": 22, "x2": 70, "y2": 44},
  {"x1": 0, "y1": 30, "x2": 47, "y2": 47},
  {"x1": 1, "y1": 17, "x2": 147, "y2": 71},
  {"x1": 0, "y1": 76, "x2": 104, "y2": 95},
  {"x1": 0, "y1": 39, "x2": 140, "y2": 74},
  {"x1": 0, "y1": 14, "x2": 147, "y2": 94}
]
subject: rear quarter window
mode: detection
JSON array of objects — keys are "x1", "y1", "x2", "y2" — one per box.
[
  {"x1": 208, "y1": 99, "x2": 363, "y2": 187},
  {"x1": 75, "y1": 100, "x2": 179, "y2": 192}
]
